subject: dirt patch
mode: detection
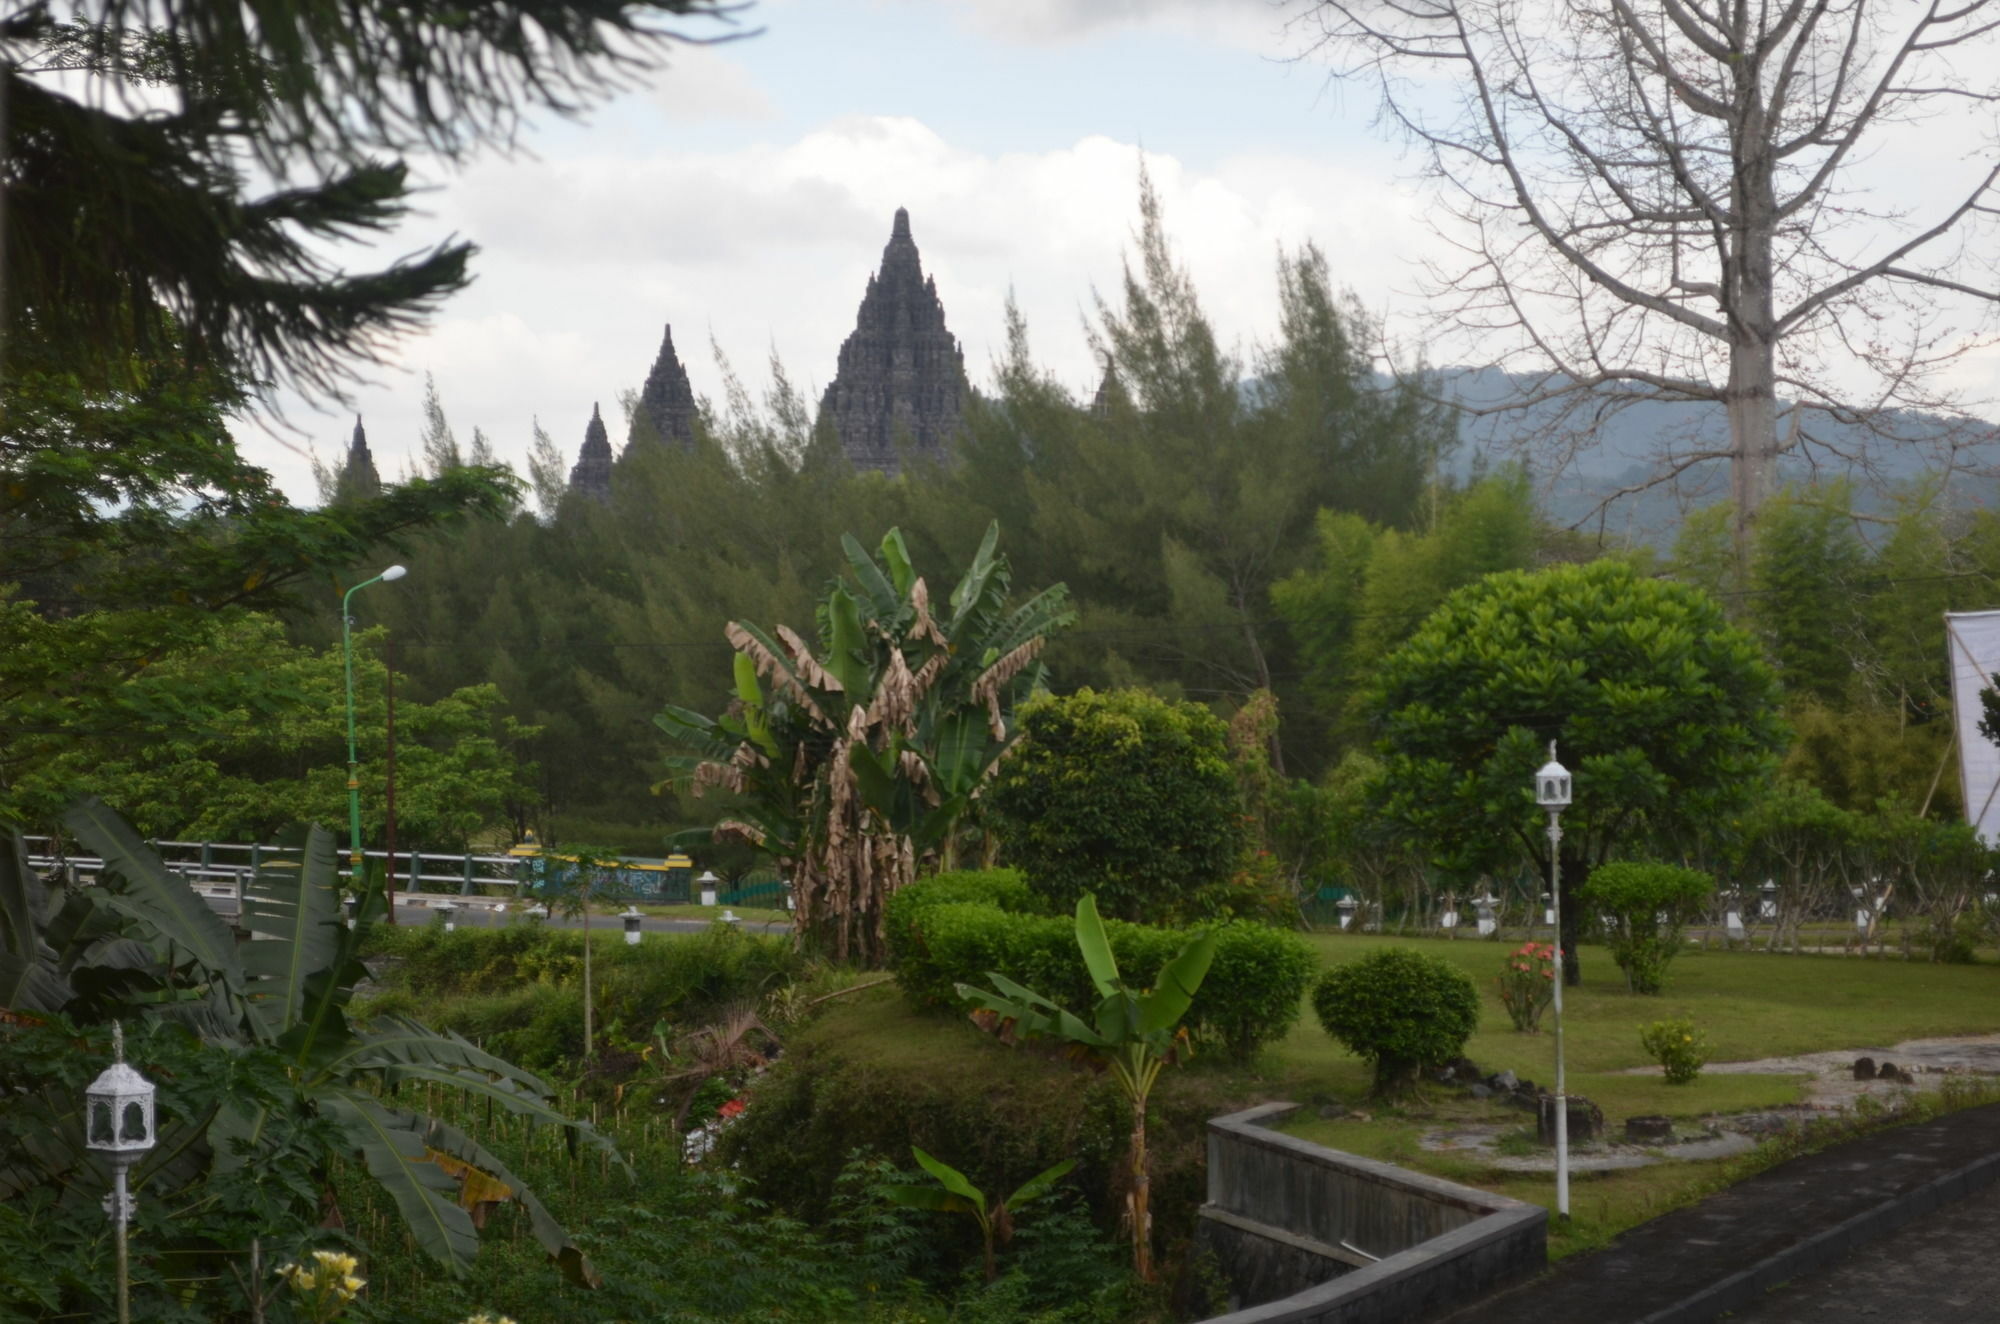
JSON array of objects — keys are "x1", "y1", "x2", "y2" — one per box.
[{"x1": 1621, "y1": 1033, "x2": 2000, "y2": 1108}]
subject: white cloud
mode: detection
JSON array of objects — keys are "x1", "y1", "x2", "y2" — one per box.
[
  {"x1": 930, "y1": 0, "x2": 1295, "y2": 50},
  {"x1": 247, "y1": 113, "x2": 1439, "y2": 501},
  {"x1": 647, "y1": 42, "x2": 777, "y2": 122}
]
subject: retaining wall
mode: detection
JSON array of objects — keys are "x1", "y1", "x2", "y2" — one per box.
[{"x1": 1195, "y1": 1103, "x2": 1546, "y2": 1324}]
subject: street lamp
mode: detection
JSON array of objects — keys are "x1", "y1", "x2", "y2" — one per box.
[
  {"x1": 342, "y1": 565, "x2": 407, "y2": 916},
  {"x1": 1534, "y1": 740, "x2": 1573, "y2": 1220},
  {"x1": 86, "y1": 1023, "x2": 156, "y2": 1324}
]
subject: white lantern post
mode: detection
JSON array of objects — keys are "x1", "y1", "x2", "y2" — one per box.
[
  {"x1": 696, "y1": 870, "x2": 721, "y2": 907},
  {"x1": 1534, "y1": 741, "x2": 1573, "y2": 1220},
  {"x1": 86, "y1": 1023, "x2": 157, "y2": 1324},
  {"x1": 621, "y1": 905, "x2": 644, "y2": 945}
]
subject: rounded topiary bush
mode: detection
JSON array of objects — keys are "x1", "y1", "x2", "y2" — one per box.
[
  {"x1": 1579, "y1": 861, "x2": 1714, "y2": 994},
  {"x1": 1312, "y1": 948, "x2": 1480, "y2": 1095}
]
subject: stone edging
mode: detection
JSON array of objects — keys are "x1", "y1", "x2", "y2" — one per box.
[{"x1": 1196, "y1": 1103, "x2": 1547, "y2": 1324}]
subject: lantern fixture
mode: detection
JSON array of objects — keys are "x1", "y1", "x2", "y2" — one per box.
[
  {"x1": 86, "y1": 1023, "x2": 155, "y2": 1162},
  {"x1": 1535, "y1": 744, "x2": 1573, "y2": 810},
  {"x1": 622, "y1": 906, "x2": 644, "y2": 945},
  {"x1": 1335, "y1": 895, "x2": 1358, "y2": 930},
  {"x1": 434, "y1": 900, "x2": 458, "y2": 932},
  {"x1": 696, "y1": 870, "x2": 721, "y2": 907}
]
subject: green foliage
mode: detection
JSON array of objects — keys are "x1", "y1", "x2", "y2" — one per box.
[
  {"x1": 2, "y1": 805, "x2": 617, "y2": 1284},
  {"x1": 989, "y1": 688, "x2": 1246, "y2": 923},
  {"x1": 359, "y1": 922, "x2": 805, "y2": 1073},
  {"x1": 1579, "y1": 862, "x2": 1714, "y2": 995},
  {"x1": 1365, "y1": 558, "x2": 1784, "y2": 980},
  {"x1": 1496, "y1": 940, "x2": 1558, "y2": 1032},
  {"x1": 883, "y1": 868, "x2": 1046, "y2": 967},
  {"x1": 1311, "y1": 948, "x2": 1480, "y2": 1095},
  {"x1": 1748, "y1": 485, "x2": 1869, "y2": 703},
  {"x1": 658, "y1": 523, "x2": 1075, "y2": 964},
  {"x1": 6, "y1": 615, "x2": 535, "y2": 843},
  {"x1": 1273, "y1": 469, "x2": 1541, "y2": 734},
  {"x1": 892, "y1": 900, "x2": 1313, "y2": 1061},
  {"x1": 1639, "y1": 1019, "x2": 1709, "y2": 1085},
  {"x1": 954, "y1": 895, "x2": 1217, "y2": 1282},
  {"x1": 882, "y1": 1146, "x2": 1077, "y2": 1282}
]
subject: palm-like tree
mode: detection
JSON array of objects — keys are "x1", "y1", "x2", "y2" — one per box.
[
  {"x1": 0, "y1": 801, "x2": 618, "y2": 1283},
  {"x1": 656, "y1": 523, "x2": 1074, "y2": 964}
]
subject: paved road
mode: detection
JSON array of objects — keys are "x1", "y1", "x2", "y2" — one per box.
[
  {"x1": 199, "y1": 892, "x2": 791, "y2": 937},
  {"x1": 1726, "y1": 1172, "x2": 2000, "y2": 1320}
]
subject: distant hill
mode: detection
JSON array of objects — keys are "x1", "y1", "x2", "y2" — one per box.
[{"x1": 1429, "y1": 367, "x2": 2000, "y2": 545}]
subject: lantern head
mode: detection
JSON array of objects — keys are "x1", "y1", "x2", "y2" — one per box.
[
  {"x1": 1535, "y1": 740, "x2": 1572, "y2": 809},
  {"x1": 85, "y1": 1025, "x2": 156, "y2": 1158}
]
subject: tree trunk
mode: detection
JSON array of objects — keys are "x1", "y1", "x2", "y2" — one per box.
[
  {"x1": 1726, "y1": 73, "x2": 1781, "y2": 582},
  {"x1": 581, "y1": 876, "x2": 593, "y2": 1058},
  {"x1": 1129, "y1": 1091, "x2": 1153, "y2": 1282}
]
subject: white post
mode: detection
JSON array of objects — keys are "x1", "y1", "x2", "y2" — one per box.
[{"x1": 1548, "y1": 806, "x2": 1569, "y2": 1220}]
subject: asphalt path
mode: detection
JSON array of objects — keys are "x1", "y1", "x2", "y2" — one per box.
[{"x1": 197, "y1": 891, "x2": 792, "y2": 936}]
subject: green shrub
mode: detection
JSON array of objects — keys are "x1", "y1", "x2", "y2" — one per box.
[
  {"x1": 1639, "y1": 1018, "x2": 1709, "y2": 1085},
  {"x1": 359, "y1": 923, "x2": 806, "y2": 1073},
  {"x1": 1579, "y1": 861, "x2": 1714, "y2": 994},
  {"x1": 894, "y1": 901, "x2": 1314, "y2": 1060},
  {"x1": 1312, "y1": 948, "x2": 1480, "y2": 1095},
  {"x1": 884, "y1": 868, "x2": 1042, "y2": 966},
  {"x1": 988, "y1": 688, "x2": 1246, "y2": 923}
]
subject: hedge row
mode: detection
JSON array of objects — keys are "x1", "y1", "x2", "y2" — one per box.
[
  {"x1": 888, "y1": 875, "x2": 1316, "y2": 1060},
  {"x1": 881, "y1": 867, "x2": 1044, "y2": 963}
]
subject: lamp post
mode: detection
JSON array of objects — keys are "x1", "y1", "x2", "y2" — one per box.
[
  {"x1": 342, "y1": 565, "x2": 407, "y2": 916},
  {"x1": 1534, "y1": 741, "x2": 1573, "y2": 1220},
  {"x1": 86, "y1": 1023, "x2": 156, "y2": 1324}
]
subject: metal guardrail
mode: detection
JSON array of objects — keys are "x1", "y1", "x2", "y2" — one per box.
[{"x1": 21, "y1": 837, "x2": 530, "y2": 898}]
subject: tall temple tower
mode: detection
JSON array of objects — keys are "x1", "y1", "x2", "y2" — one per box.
[
  {"x1": 334, "y1": 416, "x2": 381, "y2": 503},
  {"x1": 819, "y1": 208, "x2": 968, "y2": 474},
  {"x1": 636, "y1": 323, "x2": 697, "y2": 448},
  {"x1": 567, "y1": 403, "x2": 613, "y2": 504}
]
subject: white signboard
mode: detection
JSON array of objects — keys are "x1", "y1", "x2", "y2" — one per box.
[{"x1": 1945, "y1": 611, "x2": 2000, "y2": 845}]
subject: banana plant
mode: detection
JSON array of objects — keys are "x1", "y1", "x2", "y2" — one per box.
[
  {"x1": 956, "y1": 893, "x2": 1216, "y2": 1283},
  {"x1": 3, "y1": 802, "x2": 620, "y2": 1285},
  {"x1": 656, "y1": 522, "x2": 1074, "y2": 964},
  {"x1": 881, "y1": 1147, "x2": 1076, "y2": 1282}
]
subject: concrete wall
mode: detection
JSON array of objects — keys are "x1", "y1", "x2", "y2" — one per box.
[{"x1": 1195, "y1": 1103, "x2": 1546, "y2": 1324}]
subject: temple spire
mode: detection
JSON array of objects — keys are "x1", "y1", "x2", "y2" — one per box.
[
  {"x1": 334, "y1": 415, "x2": 381, "y2": 503},
  {"x1": 567, "y1": 402, "x2": 613, "y2": 504},
  {"x1": 636, "y1": 322, "x2": 697, "y2": 448},
  {"x1": 817, "y1": 208, "x2": 968, "y2": 475}
]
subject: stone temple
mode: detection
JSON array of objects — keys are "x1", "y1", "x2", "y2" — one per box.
[
  {"x1": 567, "y1": 403, "x2": 613, "y2": 504},
  {"x1": 553, "y1": 206, "x2": 969, "y2": 498},
  {"x1": 818, "y1": 208, "x2": 969, "y2": 474}
]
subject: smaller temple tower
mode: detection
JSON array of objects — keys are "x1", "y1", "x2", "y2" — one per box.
[
  {"x1": 334, "y1": 416, "x2": 382, "y2": 503},
  {"x1": 636, "y1": 323, "x2": 698, "y2": 448},
  {"x1": 567, "y1": 403, "x2": 614, "y2": 504}
]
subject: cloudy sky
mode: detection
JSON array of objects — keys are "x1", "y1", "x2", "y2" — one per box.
[
  {"x1": 245, "y1": 0, "x2": 2000, "y2": 502},
  {"x1": 247, "y1": 0, "x2": 1441, "y2": 497}
]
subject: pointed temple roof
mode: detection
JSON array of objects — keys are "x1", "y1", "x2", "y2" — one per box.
[
  {"x1": 567, "y1": 402, "x2": 613, "y2": 504},
  {"x1": 636, "y1": 323, "x2": 697, "y2": 448},
  {"x1": 335, "y1": 415, "x2": 381, "y2": 503},
  {"x1": 818, "y1": 208, "x2": 968, "y2": 474}
]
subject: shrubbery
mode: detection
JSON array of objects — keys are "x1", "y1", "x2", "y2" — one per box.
[
  {"x1": 1312, "y1": 948, "x2": 1480, "y2": 1095},
  {"x1": 1579, "y1": 861, "x2": 1714, "y2": 994},
  {"x1": 887, "y1": 876, "x2": 1315, "y2": 1060},
  {"x1": 881, "y1": 868, "x2": 1044, "y2": 964},
  {"x1": 988, "y1": 688, "x2": 1247, "y2": 923},
  {"x1": 1639, "y1": 1018, "x2": 1709, "y2": 1085},
  {"x1": 360, "y1": 921, "x2": 805, "y2": 1072}
]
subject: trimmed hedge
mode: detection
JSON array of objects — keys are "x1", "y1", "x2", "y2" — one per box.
[
  {"x1": 890, "y1": 891, "x2": 1316, "y2": 1060},
  {"x1": 1312, "y1": 947, "x2": 1480, "y2": 1095},
  {"x1": 882, "y1": 868, "x2": 1044, "y2": 965}
]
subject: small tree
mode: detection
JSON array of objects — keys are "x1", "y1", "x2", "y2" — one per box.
[
  {"x1": 1312, "y1": 948, "x2": 1479, "y2": 1095},
  {"x1": 988, "y1": 688, "x2": 1245, "y2": 923},
  {"x1": 881, "y1": 1148, "x2": 1076, "y2": 1283},
  {"x1": 1365, "y1": 560, "x2": 1784, "y2": 983},
  {"x1": 545, "y1": 844, "x2": 623, "y2": 1059},
  {"x1": 1578, "y1": 862, "x2": 1714, "y2": 995},
  {"x1": 956, "y1": 894, "x2": 1216, "y2": 1283}
]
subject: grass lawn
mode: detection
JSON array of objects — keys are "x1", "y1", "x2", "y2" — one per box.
[{"x1": 803, "y1": 930, "x2": 2000, "y2": 1263}]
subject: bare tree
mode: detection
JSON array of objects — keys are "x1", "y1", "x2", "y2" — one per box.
[{"x1": 1300, "y1": 1, "x2": 2000, "y2": 565}]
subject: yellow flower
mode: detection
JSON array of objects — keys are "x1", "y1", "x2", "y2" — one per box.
[{"x1": 1683, "y1": 1034, "x2": 1692, "y2": 1042}]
